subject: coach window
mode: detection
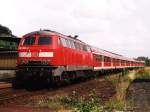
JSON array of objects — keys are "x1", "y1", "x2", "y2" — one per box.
[
  {"x1": 117, "y1": 59, "x2": 120, "y2": 63},
  {"x1": 115, "y1": 59, "x2": 118, "y2": 63},
  {"x1": 105, "y1": 57, "x2": 110, "y2": 62},
  {"x1": 94, "y1": 54, "x2": 99, "y2": 61},
  {"x1": 113, "y1": 59, "x2": 116, "y2": 63},
  {"x1": 99, "y1": 55, "x2": 102, "y2": 61},
  {"x1": 108, "y1": 57, "x2": 111, "y2": 62},
  {"x1": 96, "y1": 55, "x2": 102, "y2": 61},
  {"x1": 104, "y1": 57, "x2": 107, "y2": 62}
]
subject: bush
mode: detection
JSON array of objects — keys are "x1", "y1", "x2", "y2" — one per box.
[
  {"x1": 60, "y1": 92, "x2": 103, "y2": 112},
  {"x1": 104, "y1": 99, "x2": 126, "y2": 111}
]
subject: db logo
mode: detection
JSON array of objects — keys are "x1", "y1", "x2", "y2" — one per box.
[{"x1": 32, "y1": 52, "x2": 39, "y2": 57}]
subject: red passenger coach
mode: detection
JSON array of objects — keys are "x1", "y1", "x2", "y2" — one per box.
[{"x1": 16, "y1": 30, "x2": 145, "y2": 83}]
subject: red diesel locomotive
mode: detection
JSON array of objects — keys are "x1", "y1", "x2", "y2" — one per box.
[{"x1": 16, "y1": 30, "x2": 144, "y2": 83}]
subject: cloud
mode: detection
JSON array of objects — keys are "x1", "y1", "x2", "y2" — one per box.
[{"x1": 0, "y1": 0, "x2": 149, "y2": 57}]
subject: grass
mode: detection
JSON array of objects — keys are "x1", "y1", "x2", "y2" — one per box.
[
  {"x1": 59, "y1": 92, "x2": 103, "y2": 112},
  {"x1": 36, "y1": 67, "x2": 150, "y2": 112},
  {"x1": 104, "y1": 99, "x2": 126, "y2": 111},
  {"x1": 37, "y1": 92, "x2": 104, "y2": 112},
  {"x1": 104, "y1": 72, "x2": 129, "y2": 111},
  {"x1": 135, "y1": 68, "x2": 150, "y2": 79},
  {"x1": 36, "y1": 97, "x2": 63, "y2": 111},
  {"x1": 104, "y1": 67, "x2": 150, "y2": 111}
]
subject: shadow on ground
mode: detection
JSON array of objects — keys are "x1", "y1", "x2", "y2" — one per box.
[
  {"x1": 132, "y1": 78, "x2": 150, "y2": 83},
  {"x1": 126, "y1": 78, "x2": 150, "y2": 112}
]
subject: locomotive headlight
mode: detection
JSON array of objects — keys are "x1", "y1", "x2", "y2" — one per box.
[
  {"x1": 20, "y1": 60, "x2": 25, "y2": 64},
  {"x1": 19, "y1": 52, "x2": 31, "y2": 57},
  {"x1": 19, "y1": 59, "x2": 28, "y2": 64},
  {"x1": 42, "y1": 60, "x2": 50, "y2": 65},
  {"x1": 39, "y1": 52, "x2": 53, "y2": 57}
]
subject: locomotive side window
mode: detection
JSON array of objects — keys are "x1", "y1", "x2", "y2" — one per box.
[
  {"x1": 78, "y1": 43, "x2": 82, "y2": 50},
  {"x1": 23, "y1": 37, "x2": 35, "y2": 45},
  {"x1": 38, "y1": 37, "x2": 52, "y2": 45},
  {"x1": 73, "y1": 42, "x2": 88, "y2": 51},
  {"x1": 58, "y1": 38, "x2": 61, "y2": 46},
  {"x1": 60, "y1": 38, "x2": 67, "y2": 47},
  {"x1": 86, "y1": 46, "x2": 91, "y2": 52},
  {"x1": 79, "y1": 44, "x2": 83, "y2": 50},
  {"x1": 70, "y1": 40, "x2": 75, "y2": 49},
  {"x1": 83, "y1": 45, "x2": 88, "y2": 52},
  {"x1": 74, "y1": 42, "x2": 79, "y2": 50},
  {"x1": 68, "y1": 40, "x2": 72, "y2": 48},
  {"x1": 65, "y1": 39, "x2": 71, "y2": 48}
]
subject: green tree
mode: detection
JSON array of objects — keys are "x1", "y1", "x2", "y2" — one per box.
[
  {"x1": 0, "y1": 24, "x2": 12, "y2": 35},
  {"x1": 136, "y1": 56, "x2": 150, "y2": 66}
]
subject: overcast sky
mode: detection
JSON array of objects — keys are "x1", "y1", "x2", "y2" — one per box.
[{"x1": 0, "y1": 0, "x2": 149, "y2": 58}]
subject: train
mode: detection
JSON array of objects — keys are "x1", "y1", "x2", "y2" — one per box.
[{"x1": 16, "y1": 30, "x2": 145, "y2": 84}]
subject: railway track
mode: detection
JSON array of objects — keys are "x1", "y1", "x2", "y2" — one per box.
[
  {"x1": 0, "y1": 88, "x2": 50, "y2": 105},
  {"x1": 0, "y1": 82, "x2": 12, "y2": 89},
  {"x1": 0, "y1": 78, "x2": 93, "y2": 105},
  {"x1": 0, "y1": 77, "x2": 14, "y2": 89},
  {"x1": 0, "y1": 80, "x2": 29, "y2": 105},
  {"x1": 0, "y1": 77, "x2": 14, "y2": 82},
  {"x1": 0, "y1": 89, "x2": 26, "y2": 104}
]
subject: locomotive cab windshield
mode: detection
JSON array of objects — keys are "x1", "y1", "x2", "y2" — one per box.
[
  {"x1": 38, "y1": 36, "x2": 52, "y2": 45},
  {"x1": 22, "y1": 36, "x2": 52, "y2": 46},
  {"x1": 23, "y1": 36, "x2": 35, "y2": 45}
]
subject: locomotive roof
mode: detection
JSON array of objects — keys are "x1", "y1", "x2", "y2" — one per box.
[{"x1": 24, "y1": 30, "x2": 86, "y2": 44}]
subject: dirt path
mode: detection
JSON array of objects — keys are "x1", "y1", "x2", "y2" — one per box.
[{"x1": 127, "y1": 79, "x2": 150, "y2": 112}]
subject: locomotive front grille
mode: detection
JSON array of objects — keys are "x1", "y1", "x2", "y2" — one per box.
[
  {"x1": 28, "y1": 60, "x2": 50, "y2": 66},
  {"x1": 28, "y1": 61, "x2": 43, "y2": 65},
  {"x1": 18, "y1": 60, "x2": 54, "y2": 71},
  {"x1": 19, "y1": 60, "x2": 50, "y2": 66}
]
